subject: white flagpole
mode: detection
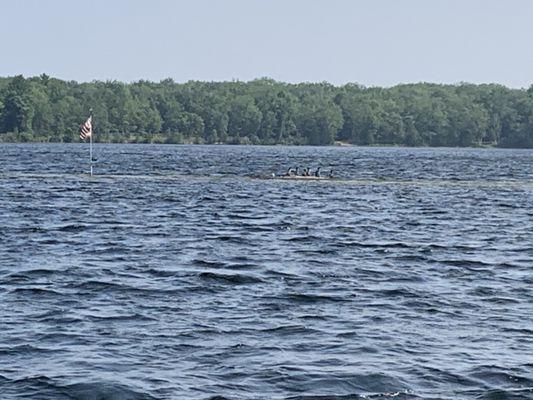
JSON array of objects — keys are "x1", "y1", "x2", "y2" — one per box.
[{"x1": 90, "y1": 108, "x2": 93, "y2": 176}]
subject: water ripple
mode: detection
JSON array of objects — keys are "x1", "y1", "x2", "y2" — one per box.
[{"x1": 1, "y1": 144, "x2": 532, "y2": 399}]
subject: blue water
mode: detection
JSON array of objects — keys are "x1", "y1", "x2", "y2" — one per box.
[{"x1": 1, "y1": 144, "x2": 532, "y2": 400}]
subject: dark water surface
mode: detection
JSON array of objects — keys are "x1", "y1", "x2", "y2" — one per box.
[{"x1": 1, "y1": 144, "x2": 532, "y2": 400}]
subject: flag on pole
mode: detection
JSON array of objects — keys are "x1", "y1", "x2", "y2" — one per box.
[{"x1": 79, "y1": 116, "x2": 92, "y2": 140}]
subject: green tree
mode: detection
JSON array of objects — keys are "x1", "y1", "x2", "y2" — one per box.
[
  {"x1": 1, "y1": 75, "x2": 34, "y2": 133},
  {"x1": 228, "y1": 95, "x2": 262, "y2": 140}
]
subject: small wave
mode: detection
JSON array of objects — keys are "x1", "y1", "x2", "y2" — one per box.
[
  {"x1": 145, "y1": 268, "x2": 179, "y2": 277},
  {"x1": 337, "y1": 241, "x2": 413, "y2": 249},
  {"x1": 9, "y1": 226, "x2": 47, "y2": 234},
  {"x1": 413, "y1": 366, "x2": 480, "y2": 387},
  {"x1": 6, "y1": 268, "x2": 56, "y2": 281},
  {"x1": 468, "y1": 366, "x2": 533, "y2": 388},
  {"x1": 86, "y1": 313, "x2": 157, "y2": 322},
  {"x1": 261, "y1": 324, "x2": 322, "y2": 336},
  {"x1": 37, "y1": 238, "x2": 62, "y2": 245},
  {"x1": 193, "y1": 259, "x2": 227, "y2": 268},
  {"x1": 205, "y1": 234, "x2": 249, "y2": 244},
  {"x1": 294, "y1": 248, "x2": 337, "y2": 255},
  {"x1": 287, "y1": 395, "x2": 365, "y2": 400},
  {"x1": 199, "y1": 271, "x2": 264, "y2": 285},
  {"x1": 483, "y1": 296, "x2": 521, "y2": 305},
  {"x1": 135, "y1": 231, "x2": 170, "y2": 238},
  {"x1": 9, "y1": 287, "x2": 63, "y2": 296},
  {"x1": 64, "y1": 380, "x2": 157, "y2": 400},
  {"x1": 0, "y1": 344, "x2": 60, "y2": 356},
  {"x1": 281, "y1": 372, "x2": 412, "y2": 398},
  {"x1": 379, "y1": 288, "x2": 424, "y2": 299},
  {"x1": 0, "y1": 376, "x2": 156, "y2": 400},
  {"x1": 462, "y1": 387, "x2": 533, "y2": 400},
  {"x1": 468, "y1": 286, "x2": 497, "y2": 296},
  {"x1": 224, "y1": 213, "x2": 262, "y2": 220},
  {"x1": 81, "y1": 246, "x2": 133, "y2": 256},
  {"x1": 67, "y1": 280, "x2": 151, "y2": 293},
  {"x1": 500, "y1": 327, "x2": 533, "y2": 335},
  {"x1": 287, "y1": 394, "x2": 420, "y2": 400},
  {"x1": 54, "y1": 224, "x2": 88, "y2": 232},
  {"x1": 393, "y1": 255, "x2": 429, "y2": 263},
  {"x1": 285, "y1": 293, "x2": 349, "y2": 303},
  {"x1": 287, "y1": 235, "x2": 327, "y2": 243},
  {"x1": 440, "y1": 259, "x2": 495, "y2": 269},
  {"x1": 68, "y1": 280, "x2": 128, "y2": 290}
]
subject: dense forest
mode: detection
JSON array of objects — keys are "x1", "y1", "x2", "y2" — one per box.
[{"x1": 1, "y1": 74, "x2": 532, "y2": 147}]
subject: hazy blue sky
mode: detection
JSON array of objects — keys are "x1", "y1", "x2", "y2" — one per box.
[{"x1": 1, "y1": 0, "x2": 532, "y2": 87}]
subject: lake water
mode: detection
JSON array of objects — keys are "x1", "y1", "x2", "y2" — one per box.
[{"x1": 1, "y1": 144, "x2": 532, "y2": 400}]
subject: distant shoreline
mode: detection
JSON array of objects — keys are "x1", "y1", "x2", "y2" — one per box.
[
  {"x1": 0, "y1": 140, "x2": 524, "y2": 150},
  {"x1": 1, "y1": 76, "x2": 532, "y2": 149}
]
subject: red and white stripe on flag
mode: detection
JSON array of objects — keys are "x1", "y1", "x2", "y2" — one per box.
[{"x1": 79, "y1": 116, "x2": 92, "y2": 140}]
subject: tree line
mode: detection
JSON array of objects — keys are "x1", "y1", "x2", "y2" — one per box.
[{"x1": 0, "y1": 74, "x2": 532, "y2": 147}]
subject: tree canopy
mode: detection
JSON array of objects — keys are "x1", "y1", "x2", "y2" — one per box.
[{"x1": 0, "y1": 75, "x2": 532, "y2": 147}]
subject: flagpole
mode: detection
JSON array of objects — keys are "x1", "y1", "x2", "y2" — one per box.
[{"x1": 89, "y1": 108, "x2": 93, "y2": 176}]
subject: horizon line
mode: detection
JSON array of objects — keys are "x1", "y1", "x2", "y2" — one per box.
[{"x1": 1, "y1": 74, "x2": 531, "y2": 90}]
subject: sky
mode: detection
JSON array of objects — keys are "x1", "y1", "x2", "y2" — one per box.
[{"x1": 1, "y1": 0, "x2": 532, "y2": 88}]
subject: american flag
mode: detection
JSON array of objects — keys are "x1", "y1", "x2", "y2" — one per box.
[{"x1": 79, "y1": 116, "x2": 92, "y2": 140}]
